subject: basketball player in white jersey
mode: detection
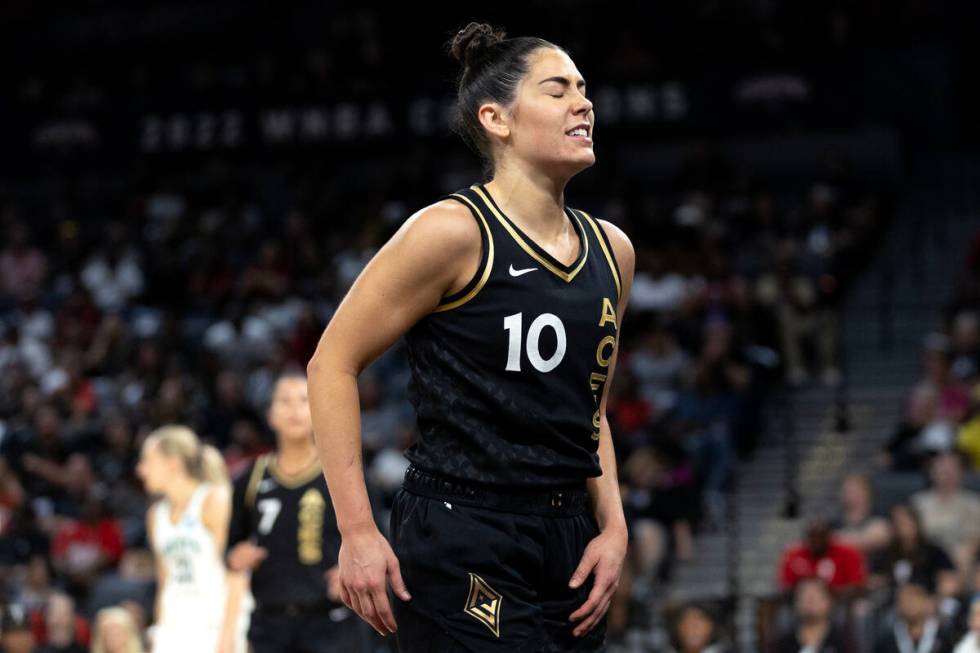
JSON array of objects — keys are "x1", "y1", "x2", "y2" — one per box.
[{"x1": 138, "y1": 425, "x2": 248, "y2": 653}]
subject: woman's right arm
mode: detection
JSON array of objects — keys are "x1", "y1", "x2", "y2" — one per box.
[{"x1": 307, "y1": 200, "x2": 480, "y2": 637}]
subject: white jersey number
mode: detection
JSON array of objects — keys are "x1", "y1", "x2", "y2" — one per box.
[
  {"x1": 256, "y1": 498, "x2": 282, "y2": 535},
  {"x1": 503, "y1": 312, "x2": 567, "y2": 373}
]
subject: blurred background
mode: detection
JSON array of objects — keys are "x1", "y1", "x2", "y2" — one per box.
[{"x1": 1, "y1": 1, "x2": 979, "y2": 651}]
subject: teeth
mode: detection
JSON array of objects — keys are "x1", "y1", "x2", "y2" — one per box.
[{"x1": 569, "y1": 128, "x2": 587, "y2": 137}]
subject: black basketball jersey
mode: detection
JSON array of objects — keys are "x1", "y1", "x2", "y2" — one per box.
[
  {"x1": 402, "y1": 182, "x2": 622, "y2": 488},
  {"x1": 227, "y1": 454, "x2": 342, "y2": 609}
]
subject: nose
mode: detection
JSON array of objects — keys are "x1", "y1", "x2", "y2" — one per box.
[{"x1": 573, "y1": 91, "x2": 593, "y2": 116}]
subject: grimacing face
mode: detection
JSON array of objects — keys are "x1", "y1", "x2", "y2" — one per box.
[
  {"x1": 486, "y1": 48, "x2": 595, "y2": 176},
  {"x1": 268, "y1": 377, "x2": 313, "y2": 444}
]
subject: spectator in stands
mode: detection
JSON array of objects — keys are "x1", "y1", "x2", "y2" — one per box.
[
  {"x1": 873, "y1": 573, "x2": 958, "y2": 653},
  {"x1": 871, "y1": 503, "x2": 960, "y2": 600},
  {"x1": 627, "y1": 318, "x2": 690, "y2": 419},
  {"x1": 920, "y1": 335, "x2": 971, "y2": 427},
  {"x1": 12, "y1": 556, "x2": 56, "y2": 613},
  {"x1": 50, "y1": 495, "x2": 124, "y2": 596},
  {"x1": 834, "y1": 473, "x2": 891, "y2": 556},
  {"x1": 958, "y1": 385, "x2": 980, "y2": 471},
  {"x1": 89, "y1": 607, "x2": 143, "y2": 653},
  {"x1": 669, "y1": 601, "x2": 732, "y2": 653},
  {"x1": 912, "y1": 452, "x2": 980, "y2": 573},
  {"x1": 86, "y1": 550, "x2": 155, "y2": 620},
  {"x1": 756, "y1": 251, "x2": 839, "y2": 387},
  {"x1": 953, "y1": 595, "x2": 980, "y2": 653},
  {"x1": 0, "y1": 505, "x2": 49, "y2": 569},
  {"x1": 882, "y1": 383, "x2": 948, "y2": 471},
  {"x1": 0, "y1": 603, "x2": 36, "y2": 653},
  {"x1": 623, "y1": 445, "x2": 697, "y2": 583},
  {"x1": 79, "y1": 223, "x2": 144, "y2": 314},
  {"x1": 770, "y1": 578, "x2": 858, "y2": 653},
  {"x1": 36, "y1": 592, "x2": 87, "y2": 653},
  {"x1": 778, "y1": 520, "x2": 867, "y2": 595},
  {"x1": 950, "y1": 312, "x2": 980, "y2": 384}
]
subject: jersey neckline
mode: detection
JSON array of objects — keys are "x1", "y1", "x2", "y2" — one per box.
[
  {"x1": 165, "y1": 482, "x2": 208, "y2": 527},
  {"x1": 472, "y1": 183, "x2": 589, "y2": 283}
]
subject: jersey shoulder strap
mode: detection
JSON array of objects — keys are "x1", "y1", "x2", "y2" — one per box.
[
  {"x1": 574, "y1": 209, "x2": 623, "y2": 301},
  {"x1": 187, "y1": 482, "x2": 211, "y2": 520},
  {"x1": 244, "y1": 454, "x2": 271, "y2": 509},
  {"x1": 152, "y1": 499, "x2": 169, "y2": 544},
  {"x1": 432, "y1": 186, "x2": 495, "y2": 312}
]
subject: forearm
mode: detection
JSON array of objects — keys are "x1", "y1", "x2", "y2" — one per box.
[
  {"x1": 307, "y1": 361, "x2": 375, "y2": 534},
  {"x1": 586, "y1": 415, "x2": 627, "y2": 533},
  {"x1": 221, "y1": 571, "x2": 247, "y2": 640}
]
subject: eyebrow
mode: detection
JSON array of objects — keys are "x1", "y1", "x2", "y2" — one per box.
[{"x1": 538, "y1": 76, "x2": 586, "y2": 90}]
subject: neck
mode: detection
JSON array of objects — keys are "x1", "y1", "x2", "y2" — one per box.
[
  {"x1": 165, "y1": 475, "x2": 198, "y2": 505},
  {"x1": 799, "y1": 619, "x2": 828, "y2": 645},
  {"x1": 906, "y1": 617, "x2": 929, "y2": 639},
  {"x1": 935, "y1": 485, "x2": 957, "y2": 498},
  {"x1": 844, "y1": 504, "x2": 867, "y2": 522},
  {"x1": 276, "y1": 436, "x2": 318, "y2": 472},
  {"x1": 484, "y1": 163, "x2": 569, "y2": 237}
]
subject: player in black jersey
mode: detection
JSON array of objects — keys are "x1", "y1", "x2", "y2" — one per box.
[
  {"x1": 224, "y1": 373, "x2": 359, "y2": 653},
  {"x1": 308, "y1": 21, "x2": 635, "y2": 652}
]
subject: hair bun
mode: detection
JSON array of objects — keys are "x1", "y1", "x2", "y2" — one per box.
[{"x1": 450, "y1": 22, "x2": 506, "y2": 68}]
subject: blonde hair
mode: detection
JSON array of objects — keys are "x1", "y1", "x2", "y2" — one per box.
[
  {"x1": 146, "y1": 425, "x2": 228, "y2": 486},
  {"x1": 91, "y1": 607, "x2": 143, "y2": 653}
]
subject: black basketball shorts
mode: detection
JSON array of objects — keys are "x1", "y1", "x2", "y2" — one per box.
[{"x1": 388, "y1": 487, "x2": 608, "y2": 652}]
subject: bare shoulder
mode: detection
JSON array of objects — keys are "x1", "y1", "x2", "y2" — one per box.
[
  {"x1": 395, "y1": 198, "x2": 481, "y2": 255},
  {"x1": 203, "y1": 483, "x2": 231, "y2": 512},
  {"x1": 598, "y1": 219, "x2": 635, "y2": 280}
]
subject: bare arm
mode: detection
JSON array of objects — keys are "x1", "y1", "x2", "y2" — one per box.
[
  {"x1": 569, "y1": 219, "x2": 635, "y2": 637},
  {"x1": 200, "y1": 484, "x2": 241, "y2": 652},
  {"x1": 307, "y1": 200, "x2": 480, "y2": 636}
]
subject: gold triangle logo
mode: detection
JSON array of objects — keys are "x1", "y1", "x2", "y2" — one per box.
[{"x1": 464, "y1": 573, "x2": 502, "y2": 637}]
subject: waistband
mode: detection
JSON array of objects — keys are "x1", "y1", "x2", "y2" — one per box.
[
  {"x1": 402, "y1": 464, "x2": 590, "y2": 517},
  {"x1": 257, "y1": 599, "x2": 342, "y2": 616}
]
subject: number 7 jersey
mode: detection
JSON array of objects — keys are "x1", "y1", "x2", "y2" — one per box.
[{"x1": 402, "y1": 183, "x2": 622, "y2": 488}]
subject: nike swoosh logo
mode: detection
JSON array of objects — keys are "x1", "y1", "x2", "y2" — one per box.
[
  {"x1": 509, "y1": 264, "x2": 538, "y2": 277},
  {"x1": 258, "y1": 479, "x2": 276, "y2": 493}
]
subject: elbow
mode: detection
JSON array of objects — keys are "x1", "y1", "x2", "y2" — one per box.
[{"x1": 307, "y1": 352, "x2": 327, "y2": 383}]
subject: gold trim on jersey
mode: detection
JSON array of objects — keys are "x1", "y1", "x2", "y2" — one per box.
[
  {"x1": 244, "y1": 454, "x2": 270, "y2": 508},
  {"x1": 577, "y1": 210, "x2": 622, "y2": 299},
  {"x1": 434, "y1": 193, "x2": 495, "y2": 312},
  {"x1": 268, "y1": 454, "x2": 323, "y2": 488},
  {"x1": 471, "y1": 185, "x2": 588, "y2": 283}
]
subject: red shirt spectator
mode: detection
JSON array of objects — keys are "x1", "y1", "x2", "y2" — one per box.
[
  {"x1": 779, "y1": 520, "x2": 867, "y2": 591},
  {"x1": 51, "y1": 515, "x2": 124, "y2": 576}
]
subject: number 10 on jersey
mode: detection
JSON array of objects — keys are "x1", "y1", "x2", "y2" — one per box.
[{"x1": 503, "y1": 312, "x2": 567, "y2": 373}]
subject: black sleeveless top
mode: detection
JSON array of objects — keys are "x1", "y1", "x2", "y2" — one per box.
[{"x1": 401, "y1": 183, "x2": 622, "y2": 488}]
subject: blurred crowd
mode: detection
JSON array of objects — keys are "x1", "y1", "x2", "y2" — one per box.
[
  {"x1": 0, "y1": 137, "x2": 891, "y2": 650},
  {"x1": 718, "y1": 227, "x2": 980, "y2": 653}
]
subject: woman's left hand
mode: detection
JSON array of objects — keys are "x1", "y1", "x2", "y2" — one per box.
[{"x1": 567, "y1": 524, "x2": 628, "y2": 637}]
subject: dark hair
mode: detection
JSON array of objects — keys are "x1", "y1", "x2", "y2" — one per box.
[
  {"x1": 447, "y1": 22, "x2": 565, "y2": 177},
  {"x1": 668, "y1": 601, "x2": 723, "y2": 650}
]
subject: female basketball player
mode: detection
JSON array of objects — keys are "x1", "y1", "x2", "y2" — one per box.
[
  {"x1": 308, "y1": 22, "x2": 634, "y2": 652},
  {"x1": 224, "y1": 373, "x2": 355, "y2": 653},
  {"x1": 138, "y1": 425, "x2": 245, "y2": 653}
]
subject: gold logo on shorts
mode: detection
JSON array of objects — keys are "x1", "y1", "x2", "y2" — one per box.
[{"x1": 464, "y1": 573, "x2": 502, "y2": 637}]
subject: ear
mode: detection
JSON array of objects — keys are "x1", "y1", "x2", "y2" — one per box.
[{"x1": 477, "y1": 102, "x2": 511, "y2": 141}]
